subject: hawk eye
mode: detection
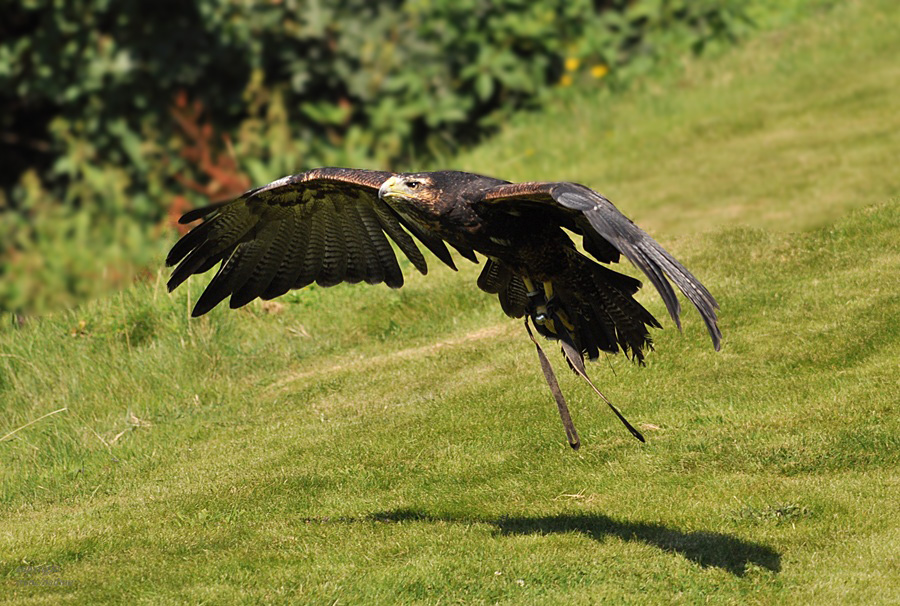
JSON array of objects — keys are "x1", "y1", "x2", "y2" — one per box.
[{"x1": 407, "y1": 180, "x2": 420, "y2": 189}]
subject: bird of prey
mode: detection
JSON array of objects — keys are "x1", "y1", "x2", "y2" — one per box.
[{"x1": 167, "y1": 167, "x2": 721, "y2": 449}]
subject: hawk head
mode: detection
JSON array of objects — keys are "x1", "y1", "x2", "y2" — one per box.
[
  {"x1": 379, "y1": 171, "x2": 505, "y2": 209},
  {"x1": 378, "y1": 173, "x2": 440, "y2": 205}
]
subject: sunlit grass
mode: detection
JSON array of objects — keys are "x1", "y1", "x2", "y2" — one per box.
[{"x1": 2, "y1": 1, "x2": 899, "y2": 603}]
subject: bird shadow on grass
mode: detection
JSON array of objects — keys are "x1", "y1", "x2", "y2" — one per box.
[{"x1": 364, "y1": 509, "x2": 780, "y2": 577}]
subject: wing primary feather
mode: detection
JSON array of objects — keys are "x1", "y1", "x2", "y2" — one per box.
[
  {"x1": 361, "y1": 206, "x2": 404, "y2": 287},
  {"x1": 261, "y1": 210, "x2": 301, "y2": 300},
  {"x1": 608, "y1": 233, "x2": 683, "y2": 330},
  {"x1": 168, "y1": 239, "x2": 224, "y2": 292},
  {"x1": 166, "y1": 219, "x2": 216, "y2": 267},
  {"x1": 195, "y1": 244, "x2": 235, "y2": 277},
  {"x1": 230, "y1": 214, "x2": 292, "y2": 308},
  {"x1": 226, "y1": 220, "x2": 283, "y2": 308},
  {"x1": 178, "y1": 201, "x2": 229, "y2": 224},
  {"x1": 638, "y1": 243, "x2": 721, "y2": 349},
  {"x1": 395, "y1": 215, "x2": 458, "y2": 271},
  {"x1": 351, "y1": 203, "x2": 395, "y2": 286},
  {"x1": 191, "y1": 245, "x2": 251, "y2": 316},
  {"x1": 337, "y1": 197, "x2": 366, "y2": 284},
  {"x1": 449, "y1": 242, "x2": 478, "y2": 263},
  {"x1": 168, "y1": 205, "x2": 258, "y2": 288},
  {"x1": 345, "y1": 195, "x2": 391, "y2": 286},
  {"x1": 573, "y1": 185, "x2": 720, "y2": 346},
  {"x1": 583, "y1": 205, "x2": 682, "y2": 328},
  {"x1": 371, "y1": 204, "x2": 428, "y2": 275},
  {"x1": 297, "y1": 202, "x2": 325, "y2": 288},
  {"x1": 643, "y1": 243, "x2": 719, "y2": 310},
  {"x1": 316, "y1": 201, "x2": 347, "y2": 287}
]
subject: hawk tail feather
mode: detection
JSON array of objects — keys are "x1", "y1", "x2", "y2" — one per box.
[{"x1": 529, "y1": 252, "x2": 661, "y2": 364}]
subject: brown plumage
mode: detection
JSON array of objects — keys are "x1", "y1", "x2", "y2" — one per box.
[{"x1": 167, "y1": 167, "x2": 721, "y2": 448}]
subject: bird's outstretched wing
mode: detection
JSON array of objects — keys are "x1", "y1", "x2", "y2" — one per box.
[
  {"x1": 166, "y1": 167, "x2": 457, "y2": 317},
  {"x1": 478, "y1": 181, "x2": 722, "y2": 350}
]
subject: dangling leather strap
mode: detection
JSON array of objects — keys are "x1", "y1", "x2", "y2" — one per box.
[
  {"x1": 557, "y1": 327, "x2": 646, "y2": 443},
  {"x1": 525, "y1": 317, "x2": 581, "y2": 450}
]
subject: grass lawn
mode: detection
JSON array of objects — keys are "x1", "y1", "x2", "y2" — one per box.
[{"x1": 2, "y1": 0, "x2": 898, "y2": 603}]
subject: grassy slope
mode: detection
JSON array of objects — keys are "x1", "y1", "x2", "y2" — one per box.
[{"x1": 2, "y1": 1, "x2": 899, "y2": 603}]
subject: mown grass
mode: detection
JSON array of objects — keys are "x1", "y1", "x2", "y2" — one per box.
[{"x1": 2, "y1": 1, "x2": 899, "y2": 603}]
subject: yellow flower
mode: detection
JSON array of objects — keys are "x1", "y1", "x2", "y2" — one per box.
[
  {"x1": 591, "y1": 64, "x2": 609, "y2": 79},
  {"x1": 559, "y1": 74, "x2": 573, "y2": 87},
  {"x1": 564, "y1": 57, "x2": 580, "y2": 72}
]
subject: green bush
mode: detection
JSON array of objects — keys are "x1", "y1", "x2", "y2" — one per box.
[{"x1": 0, "y1": 0, "x2": 749, "y2": 315}]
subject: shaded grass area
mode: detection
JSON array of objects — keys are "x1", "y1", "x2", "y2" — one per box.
[{"x1": 2, "y1": 1, "x2": 899, "y2": 604}]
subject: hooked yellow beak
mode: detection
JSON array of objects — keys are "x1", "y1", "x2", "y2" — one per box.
[{"x1": 378, "y1": 175, "x2": 403, "y2": 200}]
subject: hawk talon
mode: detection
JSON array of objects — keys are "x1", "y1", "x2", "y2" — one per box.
[
  {"x1": 527, "y1": 289, "x2": 561, "y2": 328},
  {"x1": 545, "y1": 296, "x2": 559, "y2": 315}
]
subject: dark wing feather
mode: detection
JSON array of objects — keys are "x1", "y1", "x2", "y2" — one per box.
[
  {"x1": 298, "y1": 200, "x2": 326, "y2": 288},
  {"x1": 394, "y1": 214, "x2": 458, "y2": 271},
  {"x1": 166, "y1": 167, "x2": 456, "y2": 316},
  {"x1": 228, "y1": 216, "x2": 285, "y2": 308},
  {"x1": 354, "y1": 203, "x2": 402, "y2": 285},
  {"x1": 479, "y1": 181, "x2": 721, "y2": 350},
  {"x1": 317, "y1": 202, "x2": 347, "y2": 287},
  {"x1": 476, "y1": 258, "x2": 510, "y2": 294},
  {"x1": 260, "y1": 210, "x2": 301, "y2": 300},
  {"x1": 370, "y1": 203, "x2": 429, "y2": 275}
]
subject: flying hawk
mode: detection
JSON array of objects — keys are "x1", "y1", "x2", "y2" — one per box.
[{"x1": 167, "y1": 168, "x2": 721, "y2": 448}]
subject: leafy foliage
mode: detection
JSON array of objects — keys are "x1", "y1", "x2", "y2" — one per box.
[{"x1": 0, "y1": 0, "x2": 748, "y2": 314}]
